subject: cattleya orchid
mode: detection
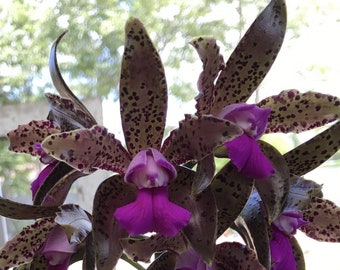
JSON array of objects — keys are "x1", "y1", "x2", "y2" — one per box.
[{"x1": 1, "y1": 0, "x2": 340, "y2": 269}]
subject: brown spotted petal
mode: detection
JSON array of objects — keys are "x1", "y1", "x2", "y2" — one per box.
[
  {"x1": 0, "y1": 218, "x2": 55, "y2": 268},
  {"x1": 283, "y1": 120, "x2": 340, "y2": 176},
  {"x1": 233, "y1": 191, "x2": 271, "y2": 269},
  {"x1": 255, "y1": 141, "x2": 290, "y2": 223},
  {"x1": 50, "y1": 31, "x2": 97, "y2": 124},
  {"x1": 120, "y1": 233, "x2": 187, "y2": 263},
  {"x1": 258, "y1": 90, "x2": 340, "y2": 133},
  {"x1": 161, "y1": 114, "x2": 242, "y2": 165},
  {"x1": 147, "y1": 252, "x2": 177, "y2": 270},
  {"x1": 120, "y1": 18, "x2": 167, "y2": 156},
  {"x1": 192, "y1": 154, "x2": 216, "y2": 195},
  {"x1": 189, "y1": 37, "x2": 225, "y2": 115},
  {"x1": 168, "y1": 166, "x2": 217, "y2": 264},
  {"x1": 211, "y1": 0, "x2": 287, "y2": 115},
  {"x1": 215, "y1": 242, "x2": 265, "y2": 270},
  {"x1": 211, "y1": 162, "x2": 254, "y2": 237},
  {"x1": 46, "y1": 93, "x2": 96, "y2": 131},
  {"x1": 7, "y1": 120, "x2": 61, "y2": 156},
  {"x1": 41, "y1": 125, "x2": 131, "y2": 174},
  {"x1": 55, "y1": 204, "x2": 92, "y2": 244},
  {"x1": 0, "y1": 196, "x2": 59, "y2": 219},
  {"x1": 290, "y1": 236, "x2": 305, "y2": 270},
  {"x1": 300, "y1": 197, "x2": 340, "y2": 242},
  {"x1": 92, "y1": 175, "x2": 136, "y2": 269},
  {"x1": 17, "y1": 254, "x2": 48, "y2": 270}
]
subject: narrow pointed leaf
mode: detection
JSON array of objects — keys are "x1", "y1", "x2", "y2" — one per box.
[
  {"x1": 120, "y1": 18, "x2": 167, "y2": 155},
  {"x1": 120, "y1": 233, "x2": 187, "y2": 263},
  {"x1": 283, "y1": 121, "x2": 340, "y2": 176},
  {"x1": 50, "y1": 31, "x2": 97, "y2": 124},
  {"x1": 290, "y1": 236, "x2": 305, "y2": 270},
  {"x1": 46, "y1": 93, "x2": 96, "y2": 131},
  {"x1": 255, "y1": 141, "x2": 290, "y2": 223},
  {"x1": 211, "y1": 0, "x2": 287, "y2": 115},
  {"x1": 42, "y1": 125, "x2": 131, "y2": 174},
  {"x1": 215, "y1": 242, "x2": 265, "y2": 270},
  {"x1": 0, "y1": 218, "x2": 55, "y2": 268},
  {"x1": 300, "y1": 197, "x2": 340, "y2": 242},
  {"x1": 258, "y1": 90, "x2": 340, "y2": 133},
  {"x1": 211, "y1": 162, "x2": 254, "y2": 236},
  {"x1": 0, "y1": 197, "x2": 58, "y2": 219},
  {"x1": 33, "y1": 162, "x2": 85, "y2": 206},
  {"x1": 92, "y1": 175, "x2": 136, "y2": 270},
  {"x1": 162, "y1": 114, "x2": 242, "y2": 165},
  {"x1": 168, "y1": 166, "x2": 217, "y2": 264},
  {"x1": 147, "y1": 252, "x2": 177, "y2": 270},
  {"x1": 7, "y1": 120, "x2": 60, "y2": 155},
  {"x1": 190, "y1": 37, "x2": 225, "y2": 115}
]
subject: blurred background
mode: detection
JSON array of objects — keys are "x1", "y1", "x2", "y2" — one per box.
[{"x1": 0, "y1": 0, "x2": 339, "y2": 269}]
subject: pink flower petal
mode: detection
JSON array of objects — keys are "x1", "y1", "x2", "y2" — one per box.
[
  {"x1": 270, "y1": 228, "x2": 297, "y2": 270},
  {"x1": 225, "y1": 134, "x2": 275, "y2": 179},
  {"x1": 273, "y1": 211, "x2": 308, "y2": 236},
  {"x1": 218, "y1": 103, "x2": 271, "y2": 139},
  {"x1": 114, "y1": 187, "x2": 190, "y2": 237}
]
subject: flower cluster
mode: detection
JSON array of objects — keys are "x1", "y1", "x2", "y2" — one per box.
[{"x1": 1, "y1": 0, "x2": 340, "y2": 269}]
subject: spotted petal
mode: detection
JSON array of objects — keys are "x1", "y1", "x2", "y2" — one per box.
[
  {"x1": 258, "y1": 90, "x2": 340, "y2": 133},
  {"x1": 0, "y1": 218, "x2": 55, "y2": 268},
  {"x1": 120, "y1": 18, "x2": 167, "y2": 156},
  {"x1": 190, "y1": 37, "x2": 225, "y2": 115},
  {"x1": 210, "y1": 0, "x2": 287, "y2": 115},
  {"x1": 7, "y1": 120, "x2": 60, "y2": 156},
  {"x1": 162, "y1": 114, "x2": 242, "y2": 165},
  {"x1": 41, "y1": 125, "x2": 131, "y2": 174}
]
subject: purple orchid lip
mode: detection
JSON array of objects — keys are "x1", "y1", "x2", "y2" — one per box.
[{"x1": 273, "y1": 211, "x2": 308, "y2": 235}]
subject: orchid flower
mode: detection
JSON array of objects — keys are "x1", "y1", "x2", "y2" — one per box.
[
  {"x1": 217, "y1": 103, "x2": 275, "y2": 179},
  {"x1": 40, "y1": 18, "x2": 242, "y2": 238},
  {"x1": 270, "y1": 211, "x2": 308, "y2": 270}
]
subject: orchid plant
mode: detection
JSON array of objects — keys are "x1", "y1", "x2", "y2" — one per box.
[{"x1": 1, "y1": 0, "x2": 340, "y2": 269}]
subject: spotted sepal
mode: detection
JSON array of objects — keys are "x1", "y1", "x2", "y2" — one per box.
[
  {"x1": 161, "y1": 114, "x2": 242, "y2": 166},
  {"x1": 300, "y1": 197, "x2": 340, "y2": 242},
  {"x1": 290, "y1": 236, "x2": 305, "y2": 270},
  {"x1": 41, "y1": 125, "x2": 131, "y2": 174},
  {"x1": 92, "y1": 175, "x2": 136, "y2": 269},
  {"x1": 0, "y1": 218, "x2": 55, "y2": 268},
  {"x1": 214, "y1": 242, "x2": 265, "y2": 270},
  {"x1": 7, "y1": 120, "x2": 60, "y2": 156},
  {"x1": 233, "y1": 191, "x2": 271, "y2": 269},
  {"x1": 46, "y1": 93, "x2": 96, "y2": 131},
  {"x1": 15, "y1": 254, "x2": 48, "y2": 270},
  {"x1": 0, "y1": 196, "x2": 59, "y2": 220},
  {"x1": 189, "y1": 37, "x2": 225, "y2": 115},
  {"x1": 49, "y1": 31, "x2": 97, "y2": 124},
  {"x1": 147, "y1": 252, "x2": 177, "y2": 270},
  {"x1": 211, "y1": 162, "x2": 254, "y2": 237},
  {"x1": 258, "y1": 90, "x2": 340, "y2": 133},
  {"x1": 284, "y1": 121, "x2": 340, "y2": 176},
  {"x1": 120, "y1": 18, "x2": 167, "y2": 156},
  {"x1": 192, "y1": 153, "x2": 215, "y2": 195},
  {"x1": 255, "y1": 141, "x2": 290, "y2": 223},
  {"x1": 120, "y1": 233, "x2": 187, "y2": 263},
  {"x1": 211, "y1": 0, "x2": 287, "y2": 115}
]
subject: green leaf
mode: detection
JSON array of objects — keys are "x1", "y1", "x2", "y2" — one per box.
[
  {"x1": 211, "y1": 162, "x2": 254, "y2": 236},
  {"x1": 120, "y1": 233, "x2": 187, "y2": 263},
  {"x1": 120, "y1": 18, "x2": 167, "y2": 156},
  {"x1": 211, "y1": 0, "x2": 287, "y2": 115},
  {"x1": 0, "y1": 218, "x2": 55, "y2": 268},
  {"x1": 259, "y1": 90, "x2": 340, "y2": 133},
  {"x1": 300, "y1": 197, "x2": 340, "y2": 242},
  {"x1": 169, "y1": 166, "x2": 217, "y2": 264},
  {"x1": 7, "y1": 120, "x2": 60, "y2": 156},
  {"x1": 283, "y1": 121, "x2": 340, "y2": 176},
  {"x1": 255, "y1": 141, "x2": 290, "y2": 222},
  {"x1": 215, "y1": 242, "x2": 265, "y2": 270},
  {"x1": 0, "y1": 197, "x2": 58, "y2": 219},
  {"x1": 189, "y1": 37, "x2": 225, "y2": 115},
  {"x1": 42, "y1": 125, "x2": 131, "y2": 174},
  {"x1": 92, "y1": 175, "x2": 136, "y2": 270},
  {"x1": 162, "y1": 114, "x2": 242, "y2": 165}
]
